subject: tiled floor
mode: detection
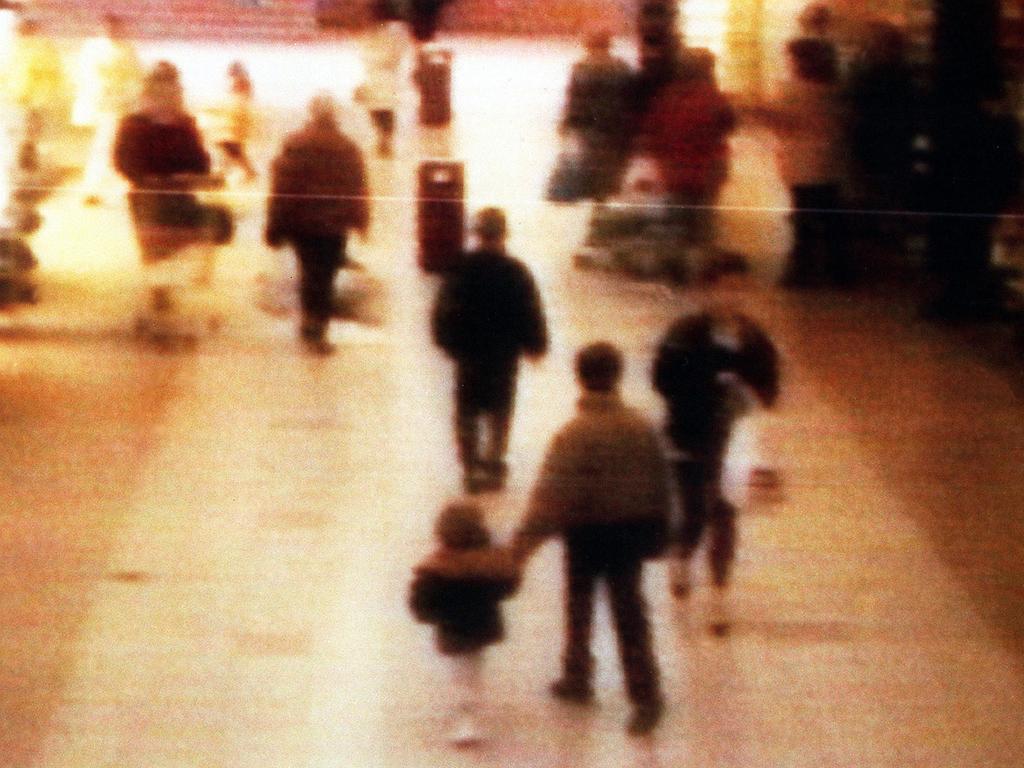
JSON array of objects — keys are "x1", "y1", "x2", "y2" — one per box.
[{"x1": 2, "y1": 35, "x2": 1024, "y2": 768}]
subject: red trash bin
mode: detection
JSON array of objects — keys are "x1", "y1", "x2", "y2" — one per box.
[
  {"x1": 415, "y1": 47, "x2": 453, "y2": 126},
  {"x1": 417, "y1": 160, "x2": 464, "y2": 272}
]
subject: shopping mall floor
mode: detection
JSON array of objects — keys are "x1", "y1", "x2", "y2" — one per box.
[{"x1": 3, "y1": 36, "x2": 1024, "y2": 768}]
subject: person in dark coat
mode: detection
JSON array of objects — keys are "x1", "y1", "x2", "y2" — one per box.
[
  {"x1": 431, "y1": 207, "x2": 548, "y2": 492},
  {"x1": 560, "y1": 28, "x2": 635, "y2": 200},
  {"x1": 114, "y1": 61, "x2": 222, "y2": 337},
  {"x1": 653, "y1": 307, "x2": 779, "y2": 634},
  {"x1": 845, "y1": 22, "x2": 918, "y2": 249},
  {"x1": 113, "y1": 61, "x2": 213, "y2": 251},
  {"x1": 512, "y1": 342, "x2": 671, "y2": 736},
  {"x1": 410, "y1": 500, "x2": 519, "y2": 747},
  {"x1": 265, "y1": 93, "x2": 369, "y2": 354}
]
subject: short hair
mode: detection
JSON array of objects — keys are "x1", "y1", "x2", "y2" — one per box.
[
  {"x1": 472, "y1": 207, "x2": 507, "y2": 240},
  {"x1": 585, "y1": 27, "x2": 612, "y2": 53},
  {"x1": 435, "y1": 500, "x2": 490, "y2": 549},
  {"x1": 575, "y1": 341, "x2": 623, "y2": 392},
  {"x1": 786, "y1": 37, "x2": 838, "y2": 83},
  {"x1": 308, "y1": 91, "x2": 338, "y2": 126}
]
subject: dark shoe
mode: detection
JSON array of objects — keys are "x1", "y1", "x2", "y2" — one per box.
[
  {"x1": 303, "y1": 337, "x2": 335, "y2": 355},
  {"x1": 627, "y1": 699, "x2": 664, "y2": 735},
  {"x1": 550, "y1": 678, "x2": 594, "y2": 705}
]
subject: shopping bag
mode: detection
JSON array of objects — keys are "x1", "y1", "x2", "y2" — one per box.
[
  {"x1": 545, "y1": 134, "x2": 592, "y2": 202},
  {"x1": 334, "y1": 263, "x2": 386, "y2": 326}
]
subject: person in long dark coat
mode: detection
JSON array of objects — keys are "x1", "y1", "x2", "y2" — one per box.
[
  {"x1": 265, "y1": 93, "x2": 369, "y2": 354},
  {"x1": 431, "y1": 207, "x2": 547, "y2": 492},
  {"x1": 653, "y1": 307, "x2": 779, "y2": 634}
]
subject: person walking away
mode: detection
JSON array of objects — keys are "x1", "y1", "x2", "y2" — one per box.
[
  {"x1": 640, "y1": 48, "x2": 736, "y2": 277},
  {"x1": 512, "y1": 342, "x2": 671, "y2": 735},
  {"x1": 431, "y1": 207, "x2": 547, "y2": 493},
  {"x1": 409, "y1": 499, "x2": 520, "y2": 747},
  {"x1": 75, "y1": 13, "x2": 143, "y2": 205},
  {"x1": 113, "y1": 61, "x2": 218, "y2": 342},
  {"x1": 652, "y1": 307, "x2": 779, "y2": 634},
  {"x1": 754, "y1": 37, "x2": 848, "y2": 287},
  {"x1": 6, "y1": 17, "x2": 66, "y2": 172},
  {"x1": 206, "y1": 61, "x2": 258, "y2": 185},
  {"x1": 360, "y1": 0, "x2": 411, "y2": 157},
  {"x1": 265, "y1": 93, "x2": 369, "y2": 354},
  {"x1": 560, "y1": 28, "x2": 634, "y2": 201}
]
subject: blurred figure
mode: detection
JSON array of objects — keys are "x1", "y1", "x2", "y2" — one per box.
[
  {"x1": 795, "y1": 2, "x2": 839, "y2": 76},
  {"x1": 6, "y1": 17, "x2": 66, "y2": 169},
  {"x1": 640, "y1": 48, "x2": 736, "y2": 272},
  {"x1": 74, "y1": 13, "x2": 144, "y2": 205},
  {"x1": 560, "y1": 28, "x2": 634, "y2": 201},
  {"x1": 431, "y1": 207, "x2": 547, "y2": 493},
  {"x1": 845, "y1": 22, "x2": 917, "y2": 250},
  {"x1": 512, "y1": 342, "x2": 669, "y2": 736},
  {"x1": 265, "y1": 93, "x2": 369, "y2": 354},
  {"x1": 652, "y1": 307, "x2": 779, "y2": 634},
  {"x1": 755, "y1": 37, "x2": 848, "y2": 287},
  {"x1": 360, "y1": 0, "x2": 411, "y2": 157},
  {"x1": 114, "y1": 62, "x2": 212, "y2": 246},
  {"x1": 205, "y1": 61, "x2": 257, "y2": 184},
  {"x1": 408, "y1": 0, "x2": 450, "y2": 44},
  {"x1": 409, "y1": 500, "x2": 519, "y2": 748},
  {"x1": 114, "y1": 62, "x2": 225, "y2": 344}
]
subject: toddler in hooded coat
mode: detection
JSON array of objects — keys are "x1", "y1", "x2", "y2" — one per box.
[{"x1": 409, "y1": 500, "x2": 520, "y2": 747}]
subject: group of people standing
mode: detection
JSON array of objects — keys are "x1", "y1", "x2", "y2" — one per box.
[
  {"x1": 555, "y1": 3, "x2": 930, "y2": 290},
  {"x1": 419, "y1": 206, "x2": 779, "y2": 746}
]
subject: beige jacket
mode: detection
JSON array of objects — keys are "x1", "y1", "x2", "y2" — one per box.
[{"x1": 515, "y1": 391, "x2": 671, "y2": 557}]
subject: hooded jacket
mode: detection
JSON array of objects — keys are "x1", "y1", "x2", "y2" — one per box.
[{"x1": 409, "y1": 546, "x2": 519, "y2": 655}]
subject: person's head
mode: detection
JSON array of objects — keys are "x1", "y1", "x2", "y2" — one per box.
[
  {"x1": 228, "y1": 61, "x2": 252, "y2": 94},
  {"x1": 798, "y1": 2, "x2": 832, "y2": 36},
  {"x1": 584, "y1": 27, "x2": 612, "y2": 56},
  {"x1": 435, "y1": 500, "x2": 490, "y2": 550},
  {"x1": 308, "y1": 91, "x2": 339, "y2": 129},
  {"x1": 786, "y1": 37, "x2": 838, "y2": 84},
  {"x1": 575, "y1": 341, "x2": 623, "y2": 393},
  {"x1": 102, "y1": 13, "x2": 125, "y2": 38},
  {"x1": 471, "y1": 207, "x2": 507, "y2": 247},
  {"x1": 141, "y1": 61, "x2": 185, "y2": 117},
  {"x1": 371, "y1": 0, "x2": 402, "y2": 22},
  {"x1": 16, "y1": 17, "x2": 38, "y2": 36}
]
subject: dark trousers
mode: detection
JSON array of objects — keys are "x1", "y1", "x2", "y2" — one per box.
[
  {"x1": 290, "y1": 235, "x2": 346, "y2": 338},
  {"x1": 786, "y1": 184, "x2": 851, "y2": 286},
  {"x1": 673, "y1": 457, "x2": 736, "y2": 587},
  {"x1": 562, "y1": 524, "x2": 661, "y2": 705},
  {"x1": 454, "y1": 358, "x2": 517, "y2": 471}
]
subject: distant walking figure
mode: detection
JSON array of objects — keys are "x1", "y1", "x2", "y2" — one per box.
[
  {"x1": 513, "y1": 342, "x2": 671, "y2": 735},
  {"x1": 265, "y1": 93, "x2": 369, "y2": 354},
  {"x1": 431, "y1": 207, "x2": 548, "y2": 493}
]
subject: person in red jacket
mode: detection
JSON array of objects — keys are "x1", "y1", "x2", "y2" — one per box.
[
  {"x1": 640, "y1": 49, "x2": 736, "y2": 270},
  {"x1": 265, "y1": 93, "x2": 369, "y2": 354}
]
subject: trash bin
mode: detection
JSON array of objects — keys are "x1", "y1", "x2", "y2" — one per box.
[
  {"x1": 415, "y1": 47, "x2": 452, "y2": 126},
  {"x1": 417, "y1": 160, "x2": 464, "y2": 272}
]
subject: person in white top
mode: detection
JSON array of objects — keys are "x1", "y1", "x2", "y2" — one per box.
[
  {"x1": 756, "y1": 37, "x2": 850, "y2": 287},
  {"x1": 359, "y1": 0, "x2": 411, "y2": 157},
  {"x1": 74, "y1": 14, "x2": 144, "y2": 205}
]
